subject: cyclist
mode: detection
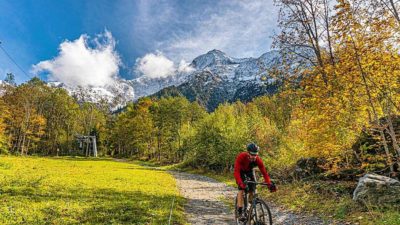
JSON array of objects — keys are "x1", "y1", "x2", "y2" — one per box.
[{"x1": 234, "y1": 143, "x2": 277, "y2": 221}]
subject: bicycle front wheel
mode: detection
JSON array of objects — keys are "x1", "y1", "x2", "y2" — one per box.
[
  {"x1": 234, "y1": 196, "x2": 240, "y2": 225},
  {"x1": 248, "y1": 199, "x2": 272, "y2": 225}
]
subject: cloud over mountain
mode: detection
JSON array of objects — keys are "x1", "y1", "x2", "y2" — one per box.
[
  {"x1": 135, "y1": 52, "x2": 194, "y2": 78},
  {"x1": 135, "y1": 52, "x2": 175, "y2": 78},
  {"x1": 32, "y1": 30, "x2": 121, "y2": 87}
]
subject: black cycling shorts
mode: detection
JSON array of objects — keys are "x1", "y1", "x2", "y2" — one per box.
[{"x1": 238, "y1": 170, "x2": 256, "y2": 192}]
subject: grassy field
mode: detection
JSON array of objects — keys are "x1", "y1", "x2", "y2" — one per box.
[{"x1": 0, "y1": 156, "x2": 185, "y2": 225}]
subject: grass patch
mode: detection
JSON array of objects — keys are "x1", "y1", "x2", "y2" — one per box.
[
  {"x1": 374, "y1": 211, "x2": 400, "y2": 224},
  {"x1": 0, "y1": 156, "x2": 185, "y2": 225}
]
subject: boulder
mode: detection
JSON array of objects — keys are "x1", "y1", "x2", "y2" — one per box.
[
  {"x1": 294, "y1": 157, "x2": 327, "y2": 179},
  {"x1": 353, "y1": 173, "x2": 400, "y2": 206}
]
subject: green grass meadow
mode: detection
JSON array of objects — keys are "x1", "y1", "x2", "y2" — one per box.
[{"x1": 0, "y1": 156, "x2": 185, "y2": 225}]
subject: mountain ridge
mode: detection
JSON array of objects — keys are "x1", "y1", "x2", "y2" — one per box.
[
  {"x1": 46, "y1": 49, "x2": 287, "y2": 111},
  {"x1": 151, "y1": 49, "x2": 283, "y2": 111}
]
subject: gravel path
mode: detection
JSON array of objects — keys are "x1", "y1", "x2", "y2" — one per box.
[
  {"x1": 171, "y1": 171, "x2": 236, "y2": 225},
  {"x1": 172, "y1": 171, "x2": 342, "y2": 225}
]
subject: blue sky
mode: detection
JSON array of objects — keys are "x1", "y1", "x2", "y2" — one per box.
[{"x1": 0, "y1": 0, "x2": 278, "y2": 85}]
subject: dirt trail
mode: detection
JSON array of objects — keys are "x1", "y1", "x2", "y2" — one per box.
[
  {"x1": 172, "y1": 171, "x2": 340, "y2": 225},
  {"x1": 171, "y1": 171, "x2": 236, "y2": 225}
]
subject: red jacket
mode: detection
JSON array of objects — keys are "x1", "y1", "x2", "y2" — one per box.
[{"x1": 234, "y1": 152, "x2": 271, "y2": 188}]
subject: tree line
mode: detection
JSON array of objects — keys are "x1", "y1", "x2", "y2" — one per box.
[
  {"x1": 0, "y1": 77, "x2": 107, "y2": 156},
  {"x1": 0, "y1": 76, "x2": 296, "y2": 173}
]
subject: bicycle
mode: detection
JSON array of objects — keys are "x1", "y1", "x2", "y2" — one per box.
[{"x1": 234, "y1": 177, "x2": 273, "y2": 225}]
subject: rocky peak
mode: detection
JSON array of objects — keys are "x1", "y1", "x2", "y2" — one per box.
[{"x1": 191, "y1": 49, "x2": 236, "y2": 70}]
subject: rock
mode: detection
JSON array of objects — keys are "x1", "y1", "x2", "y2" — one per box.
[
  {"x1": 294, "y1": 157, "x2": 327, "y2": 179},
  {"x1": 353, "y1": 173, "x2": 400, "y2": 206}
]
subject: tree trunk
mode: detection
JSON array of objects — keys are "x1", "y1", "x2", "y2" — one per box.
[
  {"x1": 157, "y1": 131, "x2": 161, "y2": 162},
  {"x1": 379, "y1": 129, "x2": 394, "y2": 172},
  {"x1": 389, "y1": 0, "x2": 400, "y2": 23},
  {"x1": 21, "y1": 134, "x2": 26, "y2": 155},
  {"x1": 386, "y1": 115, "x2": 400, "y2": 157}
]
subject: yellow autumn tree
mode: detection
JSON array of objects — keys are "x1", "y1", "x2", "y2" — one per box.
[
  {"x1": 0, "y1": 98, "x2": 10, "y2": 153},
  {"x1": 272, "y1": 0, "x2": 400, "y2": 174},
  {"x1": 332, "y1": 0, "x2": 400, "y2": 172},
  {"x1": 2, "y1": 80, "x2": 47, "y2": 155},
  {"x1": 273, "y1": 0, "x2": 364, "y2": 160}
]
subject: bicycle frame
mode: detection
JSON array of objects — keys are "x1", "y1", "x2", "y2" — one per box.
[
  {"x1": 244, "y1": 180, "x2": 268, "y2": 222},
  {"x1": 240, "y1": 170, "x2": 270, "y2": 224}
]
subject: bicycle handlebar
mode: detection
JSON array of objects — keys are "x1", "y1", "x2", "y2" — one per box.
[{"x1": 244, "y1": 181, "x2": 269, "y2": 186}]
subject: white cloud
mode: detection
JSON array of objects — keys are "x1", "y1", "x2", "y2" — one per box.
[
  {"x1": 135, "y1": 52, "x2": 175, "y2": 78},
  {"x1": 32, "y1": 30, "x2": 121, "y2": 87},
  {"x1": 135, "y1": 53, "x2": 195, "y2": 78},
  {"x1": 155, "y1": 0, "x2": 279, "y2": 61},
  {"x1": 177, "y1": 60, "x2": 194, "y2": 73}
]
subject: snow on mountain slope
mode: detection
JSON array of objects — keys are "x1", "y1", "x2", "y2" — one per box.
[
  {"x1": 44, "y1": 49, "x2": 288, "y2": 111},
  {"x1": 48, "y1": 79, "x2": 134, "y2": 110},
  {"x1": 129, "y1": 72, "x2": 188, "y2": 99},
  {"x1": 151, "y1": 49, "x2": 287, "y2": 111}
]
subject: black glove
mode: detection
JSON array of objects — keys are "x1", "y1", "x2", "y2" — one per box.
[{"x1": 267, "y1": 182, "x2": 277, "y2": 192}]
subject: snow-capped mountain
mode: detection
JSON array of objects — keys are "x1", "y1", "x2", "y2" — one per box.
[
  {"x1": 152, "y1": 49, "x2": 288, "y2": 111},
  {"x1": 46, "y1": 49, "x2": 298, "y2": 111},
  {"x1": 129, "y1": 72, "x2": 188, "y2": 99},
  {"x1": 48, "y1": 79, "x2": 134, "y2": 110}
]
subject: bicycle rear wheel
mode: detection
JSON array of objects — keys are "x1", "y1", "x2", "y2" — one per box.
[{"x1": 248, "y1": 199, "x2": 272, "y2": 225}]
